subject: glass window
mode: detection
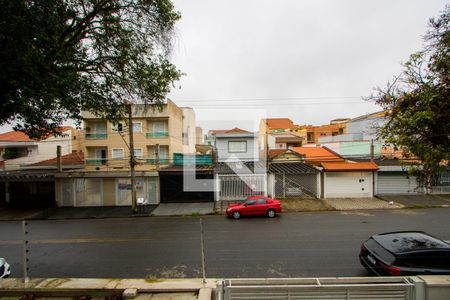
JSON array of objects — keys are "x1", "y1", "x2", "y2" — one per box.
[
  {"x1": 132, "y1": 122, "x2": 142, "y2": 133},
  {"x1": 134, "y1": 148, "x2": 143, "y2": 158},
  {"x1": 153, "y1": 121, "x2": 167, "y2": 132},
  {"x1": 246, "y1": 200, "x2": 256, "y2": 206},
  {"x1": 112, "y1": 148, "x2": 124, "y2": 159},
  {"x1": 94, "y1": 123, "x2": 106, "y2": 133},
  {"x1": 113, "y1": 123, "x2": 124, "y2": 132},
  {"x1": 257, "y1": 198, "x2": 267, "y2": 204},
  {"x1": 228, "y1": 141, "x2": 247, "y2": 153}
]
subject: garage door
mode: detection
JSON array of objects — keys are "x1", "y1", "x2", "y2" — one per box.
[
  {"x1": 377, "y1": 172, "x2": 418, "y2": 195},
  {"x1": 324, "y1": 172, "x2": 372, "y2": 198}
]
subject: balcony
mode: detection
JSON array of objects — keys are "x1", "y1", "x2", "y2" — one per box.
[
  {"x1": 86, "y1": 158, "x2": 108, "y2": 165},
  {"x1": 147, "y1": 158, "x2": 169, "y2": 165},
  {"x1": 146, "y1": 131, "x2": 169, "y2": 138},
  {"x1": 85, "y1": 133, "x2": 107, "y2": 140}
]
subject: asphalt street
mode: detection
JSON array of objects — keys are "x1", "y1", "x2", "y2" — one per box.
[{"x1": 0, "y1": 208, "x2": 449, "y2": 279}]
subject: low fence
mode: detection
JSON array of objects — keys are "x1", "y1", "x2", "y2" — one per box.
[{"x1": 216, "y1": 277, "x2": 433, "y2": 300}]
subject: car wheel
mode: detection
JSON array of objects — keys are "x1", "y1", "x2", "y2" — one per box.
[
  {"x1": 232, "y1": 211, "x2": 241, "y2": 219},
  {"x1": 267, "y1": 209, "x2": 276, "y2": 218}
]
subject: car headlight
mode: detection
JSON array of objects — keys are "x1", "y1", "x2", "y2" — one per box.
[{"x1": 226, "y1": 208, "x2": 232, "y2": 211}]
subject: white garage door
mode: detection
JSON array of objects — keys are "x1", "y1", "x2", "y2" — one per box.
[
  {"x1": 324, "y1": 172, "x2": 372, "y2": 198},
  {"x1": 377, "y1": 173, "x2": 418, "y2": 195}
]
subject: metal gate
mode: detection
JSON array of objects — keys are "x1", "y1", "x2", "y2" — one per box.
[
  {"x1": 274, "y1": 174, "x2": 318, "y2": 198},
  {"x1": 218, "y1": 175, "x2": 266, "y2": 201},
  {"x1": 218, "y1": 278, "x2": 415, "y2": 300}
]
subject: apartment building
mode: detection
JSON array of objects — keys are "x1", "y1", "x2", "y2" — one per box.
[
  {"x1": 81, "y1": 101, "x2": 195, "y2": 171},
  {"x1": 55, "y1": 100, "x2": 196, "y2": 207}
]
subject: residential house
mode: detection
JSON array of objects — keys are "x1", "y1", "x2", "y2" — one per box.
[
  {"x1": 259, "y1": 118, "x2": 306, "y2": 152},
  {"x1": 0, "y1": 151, "x2": 84, "y2": 208},
  {"x1": 54, "y1": 100, "x2": 196, "y2": 207},
  {"x1": 211, "y1": 128, "x2": 266, "y2": 201},
  {"x1": 0, "y1": 127, "x2": 79, "y2": 170},
  {"x1": 212, "y1": 127, "x2": 258, "y2": 162},
  {"x1": 292, "y1": 146, "x2": 379, "y2": 198},
  {"x1": 317, "y1": 111, "x2": 386, "y2": 159},
  {"x1": 267, "y1": 149, "x2": 321, "y2": 199},
  {"x1": 300, "y1": 118, "x2": 349, "y2": 145}
]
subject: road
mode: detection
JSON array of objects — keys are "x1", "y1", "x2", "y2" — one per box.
[{"x1": 1, "y1": 208, "x2": 449, "y2": 279}]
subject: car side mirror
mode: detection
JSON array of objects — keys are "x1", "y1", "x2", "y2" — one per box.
[{"x1": 243, "y1": 203, "x2": 247, "y2": 206}]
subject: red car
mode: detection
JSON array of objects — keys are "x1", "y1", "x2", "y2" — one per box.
[{"x1": 226, "y1": 196, "x2": 282, "y2": 219}]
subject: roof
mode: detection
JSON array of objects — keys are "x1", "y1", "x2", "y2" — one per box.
[
  {"x1": 215, "y1": 161, "x2": 266, "y2": 174},
  {"x1": 210, "y1": 127, "x2": 251, "y2": 134},
  {"x1": 350, "y1": 111, "x2": 386, "y2": 123},
  {"x1": 0, "y1": 127, "x2": 73, "y2": 142},
  {"x1": 292, "y1": 146, "x2": 344, "y2": 162},
  {"x1": 373, "y1": 232, "x2": 450, "y2": 254},
  {"x1": 266, "y1": 118, "x2": 299, "y2": 129},
  {"x1": 268, "y1": 149, "x2": 304, "y2": 160},
  {"x1": 269, "y1": 162, "x2": 318, "y2": 174},
  {"x1": 0, "y1": 170, "x2": 56, "y2": 180},
  {"x1": 321, "y1": 161, "x2": 379, "y2": 171},
  {"x1": 30, "y1": 151, "x2": 85, "y2": 167}
]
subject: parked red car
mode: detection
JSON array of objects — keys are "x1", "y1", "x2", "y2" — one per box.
[{"x1": 226, "y1": 196, "x2": 282, "y2": 219}]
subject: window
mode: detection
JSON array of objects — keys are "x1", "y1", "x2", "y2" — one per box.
[
  {"x1": 94, "y1": 123, "x2": 106, "y2": 133},
  {"x1": 113, "y1": 123, "x2": 124, "y2": 132},
  {"x1": 153, "y1": 121, "x2": 167, "y2": 132},
  {"x1": 245, "y1": 200, "x2": 256, "y2": 206},
  {"x1": 228, "y1": 141, "x2": 247, "y2": 153},
  {"x1": 132, "y1": 122, "x2": 142, "y2": 133},
  {"x1": 134, "y1": 148, "x2": 143, "y2": 159},
  {"x1": 257, "y1": 198, "x2": 267, "y2": 204},
  {"x1": 112, "y1": 148, "x2": 124, "y2": 159}
]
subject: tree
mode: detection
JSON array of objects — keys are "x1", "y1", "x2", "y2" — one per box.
[
  {"x1": 371, "y1": 6, "x2": 450, "y2": 191},
  {"x1": 0, "y1": 0, "x2": 181, "y2": 139}
]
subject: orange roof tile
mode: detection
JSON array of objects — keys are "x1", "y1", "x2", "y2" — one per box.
[
  {"x1": 210, "y1": 127, "x2": 251, "y2": 134},
  {"x1": 292, "y1": 147, "x2": 344, "y2": 162},
  {"x1": 0, "y1": 127, "x2": 73, "y2": 142},
  {"x1": 266, "y1": 118, "x2": 300, "y2": 129},
  {"x1": 0, "y1": 131, "x2": 33, "y2": 142},
  {"x1": 268, "y1": 149, "x2": 288, "y2": 159},
  {"x1": 31, "y1": 151, "x2": 85, "y2": 166},
  {"x1": 321, "y1": 161, "x2": 379, "y2": 171}
]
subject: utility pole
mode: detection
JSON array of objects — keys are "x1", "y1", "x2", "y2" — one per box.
[
  {"x1": 128, "y1": 104, "x2": 137, "y2": 214},
  {"x1": 370, "y1": 139, "x2": 374, "y2": 162},
  {"x1": 265, "y1": 119, "x2": 269, "y2": 170},
  {"x1": 57, "y1": 145, "x2": 62, "y2": 172},
  {"x1": 155, "y1": 144, "x2": 160, "y2": 171}
]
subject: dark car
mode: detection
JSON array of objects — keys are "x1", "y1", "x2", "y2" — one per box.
[
  {"x1": 226, "y1": 196, "x2": 282, "y2": 219},
  {"x1": 359, "y1": 231, "x2": 450, "y2": 276}
]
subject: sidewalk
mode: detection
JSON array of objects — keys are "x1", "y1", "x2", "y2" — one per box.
[
  {"x1": 323, "y1": 197, "x2": 404, "y2": 210},
  {"x1": 377, "y1": 194, "x2": 450, "y2": 208},
  {"x1": 151, "y1": 203, "x2": 215, "y2": 216}
]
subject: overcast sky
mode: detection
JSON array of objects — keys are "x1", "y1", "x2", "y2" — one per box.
[{"x1": 168, "y1": 0, "x2": 448, "y2": 132}]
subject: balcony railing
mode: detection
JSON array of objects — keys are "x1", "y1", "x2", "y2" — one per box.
[
  {"x1": 86, "y1": 158, "x2": 108, "y2": 165},
  {"x1": 146, "y1": 131, "x2": 169, "y2": 138},
  {"x1": 147, "y1": 158, "x2": 169, "y2": 165},
  {"x1": 85, "y1": 133, "x2": 107, "y2": 139}
]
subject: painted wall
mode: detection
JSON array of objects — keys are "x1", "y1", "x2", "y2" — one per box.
[{"x1": 216, "y1": 135, "x2": 258, "y2": 162}]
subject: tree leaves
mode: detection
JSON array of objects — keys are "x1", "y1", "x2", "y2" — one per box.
[
  {"x1": 0, "y1": 0, "x2": 181, "y2": 138},
  {"x1": 371, "y1": 6, "x2": 450, "y2": 190}
]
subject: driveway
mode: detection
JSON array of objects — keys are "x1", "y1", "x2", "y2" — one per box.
[{"x1": 323, "y1": 197, "x2": 403, "y2": 210}]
